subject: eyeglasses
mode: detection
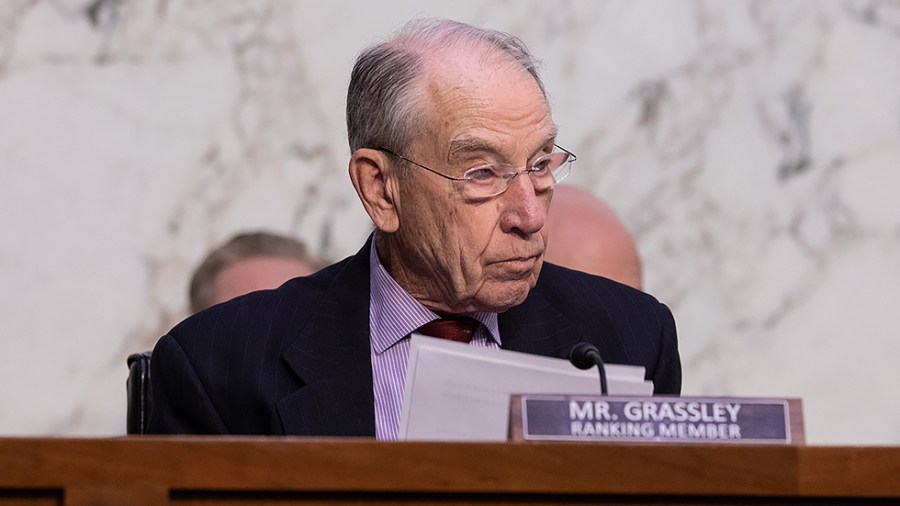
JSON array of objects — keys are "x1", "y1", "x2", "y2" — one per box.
[{"x1": 374, "y1": 144, "x2": 576, "y2": 199}]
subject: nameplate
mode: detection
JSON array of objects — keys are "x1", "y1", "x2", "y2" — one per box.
[{"x1": 510, "y1": 395, "x2": 804, "y2": 444}]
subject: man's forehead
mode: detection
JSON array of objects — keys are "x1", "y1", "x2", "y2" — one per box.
[
  {"x1": 447, "y1": 131, "x2": 558, "y2": 159},
  {"x1": 415, "y1": 46, "x2": 554, "y2": 157}
]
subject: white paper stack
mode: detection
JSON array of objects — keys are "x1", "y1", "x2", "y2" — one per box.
[{"x1": 398, "y1": 334, "x2": 653, "y2": 441}]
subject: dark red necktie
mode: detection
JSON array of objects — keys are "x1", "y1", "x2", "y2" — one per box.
[{"x1": 416, "y1": 316, "x2": 480, "y2": 343}]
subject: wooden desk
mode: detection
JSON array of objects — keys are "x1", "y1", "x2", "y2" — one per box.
[{"x1": 1, "y1": 437, "x2": 899, "y2": 505}]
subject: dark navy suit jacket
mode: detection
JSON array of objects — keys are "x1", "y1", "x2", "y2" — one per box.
[{"x1": 147, "y1": 239, "x2": 681, "y2": 435}]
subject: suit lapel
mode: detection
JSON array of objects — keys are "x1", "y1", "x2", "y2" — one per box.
[
  {"x1": 499, "y1": 267, "x2": 581, "y2": 359},
  {"x1": 277, "y1": 240, "x2": 377, "y2": 436}
]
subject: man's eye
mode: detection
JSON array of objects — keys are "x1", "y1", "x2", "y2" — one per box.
[
  {"x1": 466, "y1": 167, "x2": 498, "y2": 182},
  {"x1": 530, "y1": 157, "x2": 552, "y2": 173}
]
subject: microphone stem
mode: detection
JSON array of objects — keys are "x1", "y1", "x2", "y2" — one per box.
[{"x1": 597, "y1": 363, "x2": 608, "y2": 396}]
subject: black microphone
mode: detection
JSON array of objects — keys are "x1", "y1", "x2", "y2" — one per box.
[{"x1": 569, "y1": 342, "x2": 608, "y2": 395}]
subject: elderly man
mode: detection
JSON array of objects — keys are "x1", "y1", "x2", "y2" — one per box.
[{"x1": 148, "y1": 19, "x2": 680, "y2": 438}]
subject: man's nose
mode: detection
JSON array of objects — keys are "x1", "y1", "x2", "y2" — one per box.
[{"x1": 499, "y1": 173, "x2": 547, "y2": 236}]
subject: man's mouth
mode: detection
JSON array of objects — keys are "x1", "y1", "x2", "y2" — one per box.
[{"x1": 495, "y1": 255, "x2": 540, "y2": 275}]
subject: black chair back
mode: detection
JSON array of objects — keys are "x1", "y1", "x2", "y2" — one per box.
[{"x1": 126, "y1": 351, "x2": 153, "y2": 434}]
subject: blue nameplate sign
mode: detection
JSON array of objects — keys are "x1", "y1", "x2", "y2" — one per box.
[{"x1": 511, "y1": 395, "x2": 803, "y2": 444}]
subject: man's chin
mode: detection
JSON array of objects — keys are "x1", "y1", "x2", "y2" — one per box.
[{"x1": 472, "y1": 279, "x2": 536, "y2": 313}]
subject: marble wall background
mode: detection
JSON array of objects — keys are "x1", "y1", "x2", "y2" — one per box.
[{"x1": 1, "y1": 0, "x2": 898, "y2": 444}]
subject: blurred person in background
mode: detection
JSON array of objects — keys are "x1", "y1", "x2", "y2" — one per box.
[
  {"x1": 544, "y1": 185, "x2": 643, "y2": 290},
  {"x1": 189, "y1": 231, "x2": 327, "y2": 313}
]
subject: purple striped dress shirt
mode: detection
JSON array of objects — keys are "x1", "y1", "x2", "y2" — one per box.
[{"x1": 368, "y1": 242, "x2": 501, "y2": 441}]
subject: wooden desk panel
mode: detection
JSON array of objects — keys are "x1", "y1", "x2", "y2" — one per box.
[{"x1": 1, "y1": 438, "x2": 898, "y2": 505}]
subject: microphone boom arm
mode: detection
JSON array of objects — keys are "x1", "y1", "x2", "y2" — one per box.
[{"x1": 569, "y1": 342, "x2": 609, "y2": 395}]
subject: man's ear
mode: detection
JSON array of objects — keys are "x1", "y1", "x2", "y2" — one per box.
[{"x1": 349, "y1": 148, "x2": 400, "y2": 233}]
